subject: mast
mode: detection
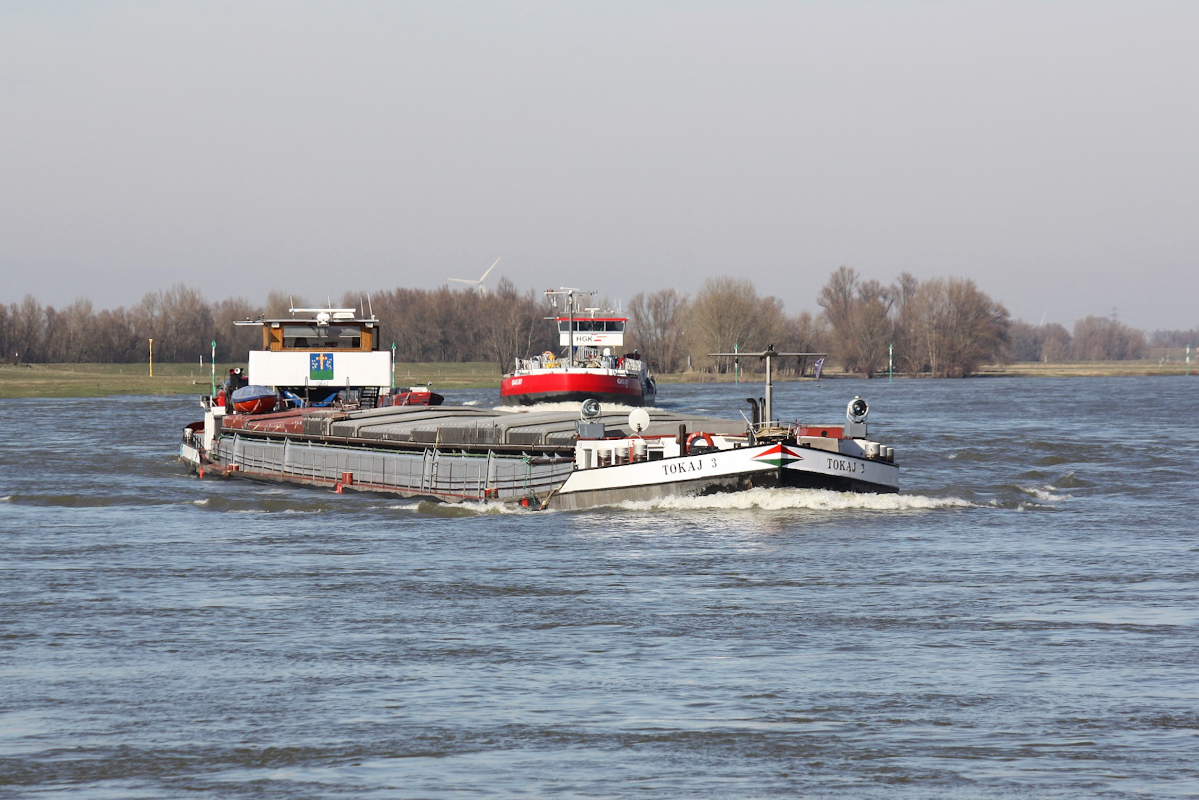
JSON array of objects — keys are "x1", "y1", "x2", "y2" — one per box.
[
  {"x1": 544, "y1": 288, "x2": 597, "y2": 369},
  {"x1": 708, "y1": 346, "x2": 828, "y2": 425},
  {"x1": 567, "y1": 292, "x2": 574, "y2": 368}
]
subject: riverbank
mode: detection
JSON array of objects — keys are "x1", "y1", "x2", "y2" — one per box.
[
  {"x1": 676, "y1": 360, "x2": 1196, "y2": 381},
  {"x1": 0, "y1": 359, "x2": 1193, "y2": 399},
  {"x1": 0, "y1": 362, "x2": 503, "y2": 399}
]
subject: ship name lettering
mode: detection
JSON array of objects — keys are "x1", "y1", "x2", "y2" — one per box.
[
  {"x1": 663, "y1": 458, "x2": 704, "y2": 476},
  {"x1": 828, "y1": 458, "x2": 858, "y2": 473}
]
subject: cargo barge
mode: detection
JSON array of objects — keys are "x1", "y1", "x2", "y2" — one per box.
[{"x1": 180, "y1": 345, "x2": 899, "y2": 510}]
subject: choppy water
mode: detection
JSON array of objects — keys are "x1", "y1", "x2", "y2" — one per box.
[{"x1": 2, "y1": 378, "x2": 1197, "y2": 798}]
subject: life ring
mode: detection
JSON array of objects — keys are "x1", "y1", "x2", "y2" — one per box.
[
  {"x1": 686, "y1": 431, "x2": 715, "y2": 451},
  {"x1": 542, "y1": 351, "x2": 555, "y2": 361}
]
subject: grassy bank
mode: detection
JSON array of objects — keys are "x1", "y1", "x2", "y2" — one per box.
[
  {"x1": 0, "y1": 362, "x2": 504, "y2": 399},
  {"x1": 674, "y1": 360, "x2": 1197, "y2": 382},
  {"x1": 1, "y1": 359, "x2": 1194, "y2": 399}
]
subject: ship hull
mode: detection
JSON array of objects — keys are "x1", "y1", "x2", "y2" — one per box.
[
  {"x1": 179, "y1": 403, "x2": 898, "y2": 511},
  {"x1": 500, "y1": 370, "x2": 654, "y2": 406},
  {"x1": 180, "y1": 436, "x2": 896, "y2": 510}
]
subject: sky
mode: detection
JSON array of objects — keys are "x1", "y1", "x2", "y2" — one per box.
[{"x1": 1, "y1": 1, "x2": 1196, "y2": 332}]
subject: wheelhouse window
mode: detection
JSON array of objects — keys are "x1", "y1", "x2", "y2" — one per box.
[
  {"x1": 558, "y1": 320, "x2": 625, "y2": 332},
  {"x1": 282, "y1": 324, "x2": 363, "y2": 349}
]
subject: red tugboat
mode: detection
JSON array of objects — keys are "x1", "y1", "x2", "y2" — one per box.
[{"x1": 501, "y1": 288, "x2": 656, "y2": 406}]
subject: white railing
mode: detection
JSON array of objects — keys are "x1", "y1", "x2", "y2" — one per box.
[{"x1": 513, "y1": 355, "x2": 645, "y2": 373}]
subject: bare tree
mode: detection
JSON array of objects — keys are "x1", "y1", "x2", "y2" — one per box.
[
  {"x1": 1151, "y1": 328, "x2": 1199, "y2": 347},
  {"x1": 212, "y1": 297, "x2": 264, "y2": 360},
  {"x1": 92, "y1": 307, "x2": 140, "y2": 362},
  {"x1": 8, "y1": 296, "x2": 46, "y2": 363},
  {"x1": 1071, "y1": 316, "x2": 1146, "y2": 360},
  {"x1": 817, "y1": 267, "x2": 894, "y2": 377},
  {"x1": 774, "y1": 311, "x2": 827, "y2": 376},
  {"x1": 41, "y1": 299, "x2": 98, "y2": 362},
  {"x1": 686, "y1": 277, "x2": 787, "y2": 373},
  {"x1": 0, "y1": 303, "x2": 9, "y2": 363},
  {"x1": 897, "y1": 278, "x2": 1008, "y2": 377},
  {"x1": 627, "y1": 288, "x2": 690, "y2": 373},
  {"x1": 482, "y1": 278, "x2": 552, "y2": 373},
  {"x1": 1006, "y1": 320, "x2": 1073, "y2": 362},
  {"x1": 134, "y1": 285, "x2": 215, "y2": 363}
]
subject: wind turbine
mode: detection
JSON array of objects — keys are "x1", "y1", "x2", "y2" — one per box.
[{"x1": 448, "y1": 257, "x2": 501, "y2": 294}]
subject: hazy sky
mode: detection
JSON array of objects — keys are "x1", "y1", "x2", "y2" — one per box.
[{"x1": 2, "y1": 1, "x2": 1196, "y2": 331}]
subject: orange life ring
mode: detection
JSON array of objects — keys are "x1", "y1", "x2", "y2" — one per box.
[{"x1": 686, "y1": 431, "x2": 715, "y2": 450}]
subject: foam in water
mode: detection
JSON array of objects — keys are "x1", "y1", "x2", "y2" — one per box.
[
  {"x1": 385, "y1": 500, "x2": 538, "y2": 517},
  {"x1": 384, "y1": 502, "x2": 426, "y2": 512},
  {"x1": 611, "y1": 487, "x2": 973, "y2": 513},
  {"x1": 377, "y1": 489, "x2": 974, "y2": 515},
  {"x1": 1019, "y1": 484, "x2": 1073, "y2": 503}
]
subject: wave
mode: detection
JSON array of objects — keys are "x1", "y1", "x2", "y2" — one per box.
[
  {"x1": 609, "y1": 488, "x2": 973, "y2": 513},
  {"x1": 192, "y1": 496, "x2": 333, "y2": 515},
  {"x1": 4, "y1": 493, "x2": 174, "y2": 509},
  {"x1": 1018, "y1": 484, "x2": 1073, "y2": 503},
  {"x1": 384, "y1": 500, "x2": 536, "y2": 517}
]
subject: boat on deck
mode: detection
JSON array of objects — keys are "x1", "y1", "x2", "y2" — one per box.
[
  {"x1": 180, "y1": 345, "x2": 899, "y2": 510},
  {"x1": 501, "y1": 288, "x2": 656, "y2": 406},
  {"x1": 229, "y1": 384, "x2": 278, "y2": 415}
]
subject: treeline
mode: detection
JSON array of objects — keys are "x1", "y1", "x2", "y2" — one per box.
[
  {"x1": 629, "y1": 268, "x2": 1187, "y2": 377},
  {"x1": 1008, "y1": 317, "x2": 1151, "y2": 362},
  {"x1": 627, "y1": 268, "x2": 1009, "y2": 378},
  {"x1": 0, "y1": 280, "x2": 555, "y2": 371},
  {"x1": 0, "y1": 286, "x2": 262, "y2": 365},
  {"x1": 356, "y1": 279, "x2": 555, "y2": 368},
  {"x1": 1, "y1": 271, "x2": 1192, "y2": 375}
]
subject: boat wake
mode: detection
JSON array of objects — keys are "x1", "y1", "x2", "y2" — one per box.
[
  {"x1": 609, "y1": 488, "x2": 972, "y2": 513},
  {"x1": 384, "y1": 500, "x2": 538, "y2": 517},
  {"x1": 370, "y1": 489, "x2": 972, "y2": 516}
]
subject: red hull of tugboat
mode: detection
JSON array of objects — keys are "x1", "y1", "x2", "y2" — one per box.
[
  {"x1": 383, "y1": 388, "x2": 444, "y2": 407},
  {"x1": 500, "y1": 371, "x2": 651, "y2": 406}
]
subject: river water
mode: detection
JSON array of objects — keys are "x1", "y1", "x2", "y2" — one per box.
[{"x1": 2, "y1": 378, "x2": 1197, "y2": 798}]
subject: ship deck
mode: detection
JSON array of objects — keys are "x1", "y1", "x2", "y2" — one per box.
[{"x1": 223, "y1": 403, "x2": 748, "y2": 451}]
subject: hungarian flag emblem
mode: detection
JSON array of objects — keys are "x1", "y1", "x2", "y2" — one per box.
[
  {"x1": 310, "y1": 352, "x2": 334, "y2": 380},
  {"x1": 752, "y1": 443, "x2": 803, "y2": 467}
]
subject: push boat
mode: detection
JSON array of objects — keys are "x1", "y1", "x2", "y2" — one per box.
[
  {"x1": 213, "y1": 307, "x2": 443, "y2": 414},
  {"x1": 180, "y1": 346, "x2": 899, "y2": 510},
  {"x1": 501, "y1": 288, "x2": 656, "y2": 406}
]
